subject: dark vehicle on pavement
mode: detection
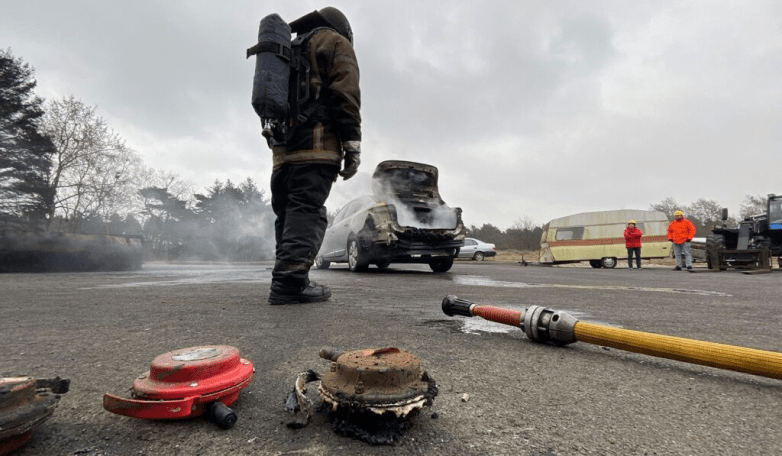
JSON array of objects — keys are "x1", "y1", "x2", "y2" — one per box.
[
  {"x1": 707, "y1": 193, "x2": 782, "y2": 270},
  {"x1": 315, "y1": 160, "x2": 465, "y2": 272},
  {"x1": 458, "y1": 238, "x2": 497, "y2": 261},
  {"x1": 0, "y1": 231, "x2": 143, "y2": 272}
]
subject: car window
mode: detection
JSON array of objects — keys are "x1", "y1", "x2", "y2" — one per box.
[
  {"x1": 333, "y1": 200, "x2": 358, "y2": 224},
  {"x1": 332, "y1": 204, "x2": 351, "y2": 225},
  {"x1": 555, "y1": 227, "x2": 584, "y2": 241},
  {"x1": 331, "y1": 197, "x2": 376, "y2": 225},
  {"x1": 465, "y1": 239, "x2": 477, "y2": 246}
]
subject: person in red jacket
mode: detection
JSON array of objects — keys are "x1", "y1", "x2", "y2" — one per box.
[
  {"x1": 667, "y1": 210, "x2": 697, "y2": 270},
  {"x1": 624, "y1": 220, "x2": 643, "y2": 270}
]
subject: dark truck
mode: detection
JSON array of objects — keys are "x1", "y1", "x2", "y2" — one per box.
[
  {"x1": 706, "y1": 194, "x2": 782, "y2": 271},
  {"x1": 0, "y1": 231, "x2": 143, "y2": 272}
]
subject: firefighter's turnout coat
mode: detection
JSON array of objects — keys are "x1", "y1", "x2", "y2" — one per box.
[{"x1": 272, "y1": 28, "x2": 361, "y2": 169}]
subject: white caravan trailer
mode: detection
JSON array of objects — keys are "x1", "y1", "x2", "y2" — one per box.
[{"x1": 539, "y1": 209, "x2": 671, "y2": 268}]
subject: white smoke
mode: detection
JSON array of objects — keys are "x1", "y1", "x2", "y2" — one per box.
[{"x1": 372, "y1": 175, "x2": 459, "y2": 230}]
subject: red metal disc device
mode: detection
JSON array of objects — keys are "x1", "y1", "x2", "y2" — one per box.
[{"x1": 103, "y1": 345, "x2": 254, "y2": 429}]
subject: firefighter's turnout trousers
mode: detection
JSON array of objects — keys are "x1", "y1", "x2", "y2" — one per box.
[{"x1": 270, "y1": 164, "x2": 339, "y2": 289}]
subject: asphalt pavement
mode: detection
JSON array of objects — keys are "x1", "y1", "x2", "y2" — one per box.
[{"x1": 2, "y1": 260, "x2": 781, "y2": 455}]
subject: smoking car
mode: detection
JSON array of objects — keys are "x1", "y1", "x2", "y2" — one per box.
[
  {"x1": 315, "y1": 160, "x2": 465, "y2": 272},
  {"x1": 457, "y1": 238, "x2": 497, "y2": 261}
]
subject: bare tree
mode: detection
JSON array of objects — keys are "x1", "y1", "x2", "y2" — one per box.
[
  {"x1": 649, "y1": 197, "x2": 679, "y2": 219},
  {"x1": 511, "y1": 215, "x2": 537, "y2": 231},
  {"x1": 686, "y1": 198, "x2": 723, "y2": 224},
  {"x1": 739, "y1": 194, "x2": 767, "y2": 219},
  {"x1": 40, "y1": 95, "x2": 141, "y2": 231}
]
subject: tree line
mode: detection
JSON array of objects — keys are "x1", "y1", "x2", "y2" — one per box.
[
  {"x1": 2, "y1": 49, "x2": 772, "y2": 260},
  {"x1": 1, "y1": 49, "x2": 276, "y2": 261}
]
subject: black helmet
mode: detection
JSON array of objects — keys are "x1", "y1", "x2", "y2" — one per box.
[{"x1": 290, "y1": 6, "x2": 353, "y2": 44}]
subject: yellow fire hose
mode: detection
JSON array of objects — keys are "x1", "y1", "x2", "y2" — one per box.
[{"x1": 442, "y1": 296, "x2": 782, "y2": 380}]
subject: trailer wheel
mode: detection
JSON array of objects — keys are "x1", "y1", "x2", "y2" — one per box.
[
  {"x1": 600, "y1": 257, "x2": 617, "y2": 269},
  {"x1": 589, "y1": 260, "x2": 602, "y2": 268}
]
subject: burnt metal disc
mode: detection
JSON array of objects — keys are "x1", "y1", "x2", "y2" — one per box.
[
  {"x1": 318, "y1": 348, "x2": 435, "y2": 414},
  {"x1": 0, "y1": 377, "x2": 66, "y2": 454}
]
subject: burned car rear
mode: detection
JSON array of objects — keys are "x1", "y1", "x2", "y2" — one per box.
[{"x1": 316, "y1": 161, "x2": 465, "y2": 272}]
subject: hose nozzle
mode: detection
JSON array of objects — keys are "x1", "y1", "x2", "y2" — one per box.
[
  {"x1": 442, "y1": 295, "x2": 474, "y2": 317},
  {"x1": 441, "y1": 296, "x2": 577, "y2": 345}
]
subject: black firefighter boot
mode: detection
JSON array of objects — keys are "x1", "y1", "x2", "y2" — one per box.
[{"x1": 268, "y1": 280, "x2": 331, "y2": 305}]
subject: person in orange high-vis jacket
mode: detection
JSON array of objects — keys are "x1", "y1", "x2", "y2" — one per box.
[
  {"x1": 667, "y1": 210, "x2": 696, "y2": 270},
  {"x1": 624, "y1": 220, "x2": 643, "y2": 270}
]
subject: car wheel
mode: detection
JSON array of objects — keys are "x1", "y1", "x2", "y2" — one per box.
[
  {"x1": 375, "y1": 260, "x2": 391, "y2": 270},
  {"x1": 315, "y1": 255, "x2": 330, "y2": 270},
  {"x1": 473, "y1": 252, "x2": 485, "y2": 261},
  {"x1": 600, "y1": 257, "x2": 617, "y2": 269},
  {"x1": 429, "y1": 257, "x2": 454, "y2": 273},
  {"x1": 348, "y1": 236, "x2": 369, "y2": 272},
  {"x1": 589, "y1": 260, "x2": 602, "y2": 268}
]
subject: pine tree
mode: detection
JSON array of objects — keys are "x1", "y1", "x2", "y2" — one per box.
[{"x1": 0, "y1": 48, "x2": 55, "y2": 228}]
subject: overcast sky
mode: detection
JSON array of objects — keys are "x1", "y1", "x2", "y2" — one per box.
[{"x1": 2, "y1": 1, "x2": 780, "y2": 229}]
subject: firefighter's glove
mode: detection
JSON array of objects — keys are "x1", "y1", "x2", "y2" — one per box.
[{"x1": 339, "y1": 141, "x2": 361, "y2": 180}]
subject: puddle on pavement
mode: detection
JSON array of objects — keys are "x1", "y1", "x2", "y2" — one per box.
[
  {"x1": 458, "y1": 308, "x2": 595, "y2": 335},
  {"x1": 453, "y1": 275, "x2": 731, "y2": 297},
  {"x1": 79, "y1": 264, "x2": 269, "y2": 289},
  {"x1": 463, "y1": 317, "x2": 515, "y2": 334}
]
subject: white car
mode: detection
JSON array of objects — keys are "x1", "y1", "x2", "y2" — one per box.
[
  {"x1": 315, "y1": 161, "x2": 466, "y2": 273},
  {"x1": 458, "y1": 238, "x2": 496, "y2": 261}
]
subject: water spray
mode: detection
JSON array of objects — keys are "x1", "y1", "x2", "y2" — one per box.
[{"x1": 442, "y1": 295, "x2": 782, "y2": 380}]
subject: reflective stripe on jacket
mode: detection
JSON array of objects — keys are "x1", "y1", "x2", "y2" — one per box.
[
  {"x1": 667, "y1": 218, "x2": 696, "y2": 244},
  {"x1": 272, "y1": 28, "x2": 361, "y2": 169},
  {"x1": 624, "y1": 227, "x2": 643, "y2": 248}
]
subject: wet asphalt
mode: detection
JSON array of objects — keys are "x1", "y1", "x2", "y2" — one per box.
[{"x1": 1, "y1": 260, "x2": 781, "y2": 455}]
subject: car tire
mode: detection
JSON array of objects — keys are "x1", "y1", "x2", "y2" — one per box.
[
  {"x1": 429, "y1": 257, "x2": 454, "y2": 273},
  {"x1": 348, "y1": 236, "x2": 369, "y2": 272},
  {"x1": 473, "y1": 252, "x2": 485, "y2": 261},
  {"x1": 315, "y1": 255, "x2": 330, "y2": 270},
  {"x1": 589, "y1": 260, "x2": 602, "y2": 268},
  {"x1": 600, "y1": 257, "x2": 617, "y2": 269}
]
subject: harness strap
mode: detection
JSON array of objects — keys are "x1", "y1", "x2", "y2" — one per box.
[{"x1": 246, "y1": 41, "x2": 292, "y2": 60}]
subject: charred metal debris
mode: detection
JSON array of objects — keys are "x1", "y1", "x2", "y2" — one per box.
[
  {"x1": 0, "y1": 376, "x2": 70, "y2": 455},
  {"x1": 285, "y1": 347, "x2": 438, "y2": 445}
]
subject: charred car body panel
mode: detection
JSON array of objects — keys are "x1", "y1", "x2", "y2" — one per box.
[
  {"x1": 316, "y1": 161, "x2": 465, "y2": 272},
  {"x1": 0, "y1": 231, "x2": 143, "y2": 272}
]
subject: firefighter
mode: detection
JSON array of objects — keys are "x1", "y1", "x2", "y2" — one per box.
[
  {"x1": 267, "y1": 7, "x2": 361, "y2": 304},
  {"x1": 667, "y1": 210, "x2": 696, "y2": 270}
]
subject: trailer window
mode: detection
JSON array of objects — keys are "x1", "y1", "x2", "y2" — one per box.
[{"x1": 555, "y1": 227, "x2": 584, "y2": 241}]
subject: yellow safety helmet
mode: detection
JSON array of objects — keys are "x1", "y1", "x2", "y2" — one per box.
[
  {"x1": 628, "y1": 220, "x2": 636, "y2": 225},
  {"x1": 674, "y1": 210, "x2": 683, "y2": 216}
]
